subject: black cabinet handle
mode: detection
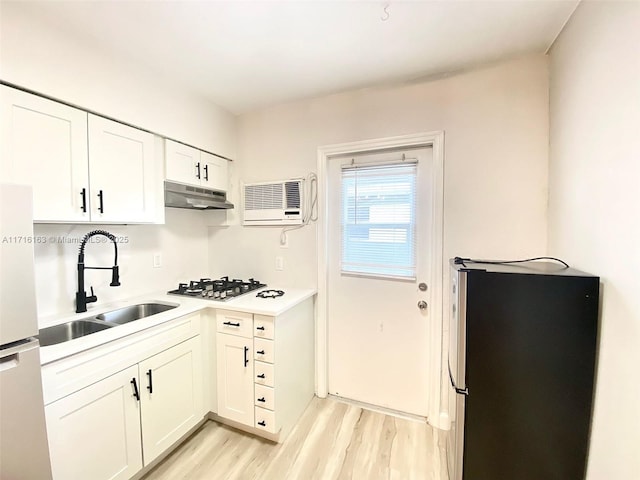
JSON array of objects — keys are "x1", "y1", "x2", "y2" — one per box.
[
  {"x1": 244, "y1": 346, "x2": 249, "y2": 367},
  {"x1": 97, "y1": 190, "x2": 104, "y2": 213},
  {"x1": 204, "y1": 164, "x2": 209, "y2": 181},
  {"x1": 80, "y1": 188, "x2": 87, "y2": 213},
  {"x1": 258, "y1": 421, "x2": 266, "y2": 427},
  {"x1": 257, "y1": 374, "x2": 265, "y2": 379},
  {"x1": 131, "y1": 378, "x2": 140, "y2": 401},
  {"x1": 257, "y1": 350, "x2": 265, "y2": 355},
  {"x1": 257, "y1": 397, "x2": 266, "y2": 402},
  {"x1": 223, "y1": 321, "x2": 240, "y2": 327},
  {"x1": 196, "y1": 162, "x2": 201, "y2": 179},
  {"x1": 256, "y1": 326, "x2": 265, "y2": 331},
  {"x1": 146, "y1": 369, "x2": 153, "y2": 394}
]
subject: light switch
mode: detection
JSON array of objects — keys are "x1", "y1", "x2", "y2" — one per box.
[{"x1": 275, "y1": 256, "x2": 284, "y2": 271}]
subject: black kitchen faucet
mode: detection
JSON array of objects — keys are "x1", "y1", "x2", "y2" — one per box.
[{"x1": 75, "y1": 229, "x2": 121, "y2": 313}]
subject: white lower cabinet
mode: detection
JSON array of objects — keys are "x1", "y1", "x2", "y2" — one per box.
[
  {"x1": 216, "y1": 332, "x2": 254, "y2": 426},
  {"x1": 215, "y1": 301, "x2": 314, "y2": 441},
  {"x1": 45, "y1": 365, "x2": 143, "y2": 480},
  {"x1": 45, "y1": 336, "x2": 203, "y2": 480},
  {"x1": 140, "y1": 337, "x2": 203, "y2": 464}
]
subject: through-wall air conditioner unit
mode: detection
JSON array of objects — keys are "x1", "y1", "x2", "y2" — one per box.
[{"x1": 243, "y1": 179, "x2": 304, "y2": 225}]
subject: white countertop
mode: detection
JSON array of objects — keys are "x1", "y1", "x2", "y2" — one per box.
[{"x1": 39, "y1": 287, "x2": 316, "y2": 365}]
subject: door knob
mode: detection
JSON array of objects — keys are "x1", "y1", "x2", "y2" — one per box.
[{"x1": 418, "y1": 300, "x2": 428, "y2": 310}]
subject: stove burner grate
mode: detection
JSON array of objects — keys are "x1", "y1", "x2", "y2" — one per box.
[{"x1": 256, "y1": 289, "x2": 285, "y2": 299}]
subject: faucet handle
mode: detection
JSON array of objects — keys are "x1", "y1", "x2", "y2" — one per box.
[{"x1": 87, "y1": 286, "x2": 97, "y2": 304}]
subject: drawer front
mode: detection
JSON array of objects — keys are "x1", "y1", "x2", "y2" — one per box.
[
  {"x1": 254, "y1": 384, "x2": 275, "y2": 410},
  {"x1": 254, "y1": 406, "x2": 277, "y2": 434},
  {"x1": 253, "y1": 315, "x2": 275, "y2": 340},
  {"x1": 216, "y1": 309, "x2": 253, "y2": 338},
  {"x1": 254, "y1": 361, "x2": 274, "y2": 387},
  {"x1": 254, "y1": 338, "x2": 274, "y2": 364}
]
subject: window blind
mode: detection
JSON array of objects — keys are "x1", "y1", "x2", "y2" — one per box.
[{"x1": 341, "y1": 162, "x2": 417, "y2": 279}]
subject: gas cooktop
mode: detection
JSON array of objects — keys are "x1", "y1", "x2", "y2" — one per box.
[{"x1": 168, "y1": 277, "x2": 266, "y2": 301}]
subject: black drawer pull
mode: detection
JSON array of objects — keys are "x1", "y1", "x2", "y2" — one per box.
[
  {"x1": 97, "y1": 190, "x2": 104, "y2": 213},
  {"x1": 146, "y1": 369, "x2": 153, "y2": 394},
  {"x1": 257, "y1": 374, "x2": 265, "y2": 379},
  {"x1": 257, "y1": 397, "x2": 266, "y2": 402},
  {"x1": 257, "y1": 350, "x2": 265, "y2": 355},
  {"x1": 196, "y1": 162, "x2": 201, "y2": 179},
  {"x1": 131, "y1": 378, "x2": 140, "y2": 401},
  {"x1": 204, "y1": 164, "x2": 209, "y2": 181},
  {"x1": 80, "y1": 188, "x2": 87, "y2": 212},
  {"x1": 244, "y1": 346, "x2": 249, "y2": 367},
  {"x1": 256, "y1": 326, "x2": 265, "y2": 331},
  {"x1": 224, "y1": 321, "x2": 240, "y2": 327},
  {"x1": 258, "y1": 421, "x2": 266, "y2": 427}
]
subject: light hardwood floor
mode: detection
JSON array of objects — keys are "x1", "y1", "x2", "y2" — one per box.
[{"x1": 143, "y1": 396, "x2": 447, "y2": 480}]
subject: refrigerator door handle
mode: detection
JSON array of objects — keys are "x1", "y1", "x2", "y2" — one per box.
[{"x1": 448, "y1": 358, "x2": 469, "y2": 396}]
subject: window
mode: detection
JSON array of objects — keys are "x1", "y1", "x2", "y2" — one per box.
[{"x1": 341, "y1": 162, "x2": 417, "y2": 279}]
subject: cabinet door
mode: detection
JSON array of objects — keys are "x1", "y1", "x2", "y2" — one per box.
[
  {"x1": 0, "y1": 85, "x2": 89, "y2": 222},
  {"x1": 165, "y1": 139, "x2": 200, "y2": 187},
  {"x1": 200, "y1": 151, "x2": 228, "y2": 192},
  {"x1": 45, "y1": 365, "x2": 142, "y2": 480},
  {"x1": 216, "y1": 332, "x2": 255, "y2": 426},
  {"x1": 139, "y1": 337, "x2": 204, "y2": 465},
  {"x1": 88, "y1": 115, "x2": 157, "y2": 223}
]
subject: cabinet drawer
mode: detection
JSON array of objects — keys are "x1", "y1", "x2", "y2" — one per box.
[
  {"x1": 254, "y1": 315, "x2": 274, "y2": 340},
  {"x1": 254, "y1": 338, "x2": 274, "y2": 364},
  {"x1": 254, "y1": 406, "x2": 277, "y2": 434},
  {"x1": 216, "y1": 309, "x2": 253, "y2": 338},
  {"x1": 254, "y1": 361, "x2": 274, "y2": 387},
  {"x1": 254, "y1": 384, "x2": 275, "y2": 411}
]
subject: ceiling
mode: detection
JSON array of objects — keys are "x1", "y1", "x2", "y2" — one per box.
[{"x1": 10, "y1": 1, "x2": 578, "y2": 114}]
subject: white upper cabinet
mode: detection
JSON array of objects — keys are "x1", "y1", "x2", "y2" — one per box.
[
  {"x1": 0, "y1": 85, "x2": 90, "y2": 222},
  {"x1": 201, "y1": 151, "x2": 228, "y2": 192},
  {"x1": 88, "y1": 115, "x2": 158, "y2": 223},
  {"x1": 165, "y1": 139, "x2": 229, "y2": 192},
  {"x1": 1, "y1": 85, "x2": 163, "y2": 224},
  {"x1": 165, "y1": 140, "x2": 201, "y2": 186}
]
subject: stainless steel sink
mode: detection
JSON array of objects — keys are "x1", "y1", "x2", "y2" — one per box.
[
  {"x1": 38, "y1": 319, "x2": 114, "y2": 347},
  {"x1": 94, "y1": 303, "x2": 177, "y2": 325},
  {"x1": 38, "y1": 302, "x2": 178, "y2": 346}
]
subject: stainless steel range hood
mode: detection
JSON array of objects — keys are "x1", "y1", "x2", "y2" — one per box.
[{"x1": 164, "y1": 181, "x2": 234, "y2": 210}]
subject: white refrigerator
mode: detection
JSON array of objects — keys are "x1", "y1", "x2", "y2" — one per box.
[{"x1": 0, "y1": 184, "x2": 52, "y2": 479}]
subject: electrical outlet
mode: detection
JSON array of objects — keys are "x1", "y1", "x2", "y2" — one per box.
[
  {"x1": 275, "y1": 256, "x2": 284, "y2": 271},
  {"x1": 153, "y1": 253, "x2": 162, "y2": 268}
]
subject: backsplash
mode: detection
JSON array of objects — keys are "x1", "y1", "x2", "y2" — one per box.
[{"x1": 33, "y1": 208, "x2": 209, "y2": 321}]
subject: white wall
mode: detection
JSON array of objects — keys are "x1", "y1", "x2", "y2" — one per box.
[
  {"x1": 0, "y1": 1, "x2": 237, "y2": 158},
  {"x1": 0, "y1": 2, "x2": 238, "y2": 319},
  {"x1": 548, "y1": 2, "x2": 640, "y2": 478},
  {"x1": 33, "y1": 209, "x2": 209, "y2": 320},
  {"x1": 209, "y1": 55, "x2": 550, "y2": 287}
]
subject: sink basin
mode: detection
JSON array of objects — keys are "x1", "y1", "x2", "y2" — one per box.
[
  {"x1": 94, "y1": 303, "x2": 177, "y2": 325},
  {"x1": 38, "y1": 319, "x2": 114, "y2": 347}
]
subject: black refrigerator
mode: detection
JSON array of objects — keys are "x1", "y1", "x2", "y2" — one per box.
[{"x1": 447, "y1": 259, "x2": 599, "y2": 480}]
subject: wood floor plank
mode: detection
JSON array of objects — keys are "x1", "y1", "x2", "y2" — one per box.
[{"x1": 142, "y1": 396, "x2": 445, "y2": 480}]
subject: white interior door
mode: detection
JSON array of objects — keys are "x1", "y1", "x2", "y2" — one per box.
[{"x1": 327, "y1": 146, "x2": 434, "y2": 416}]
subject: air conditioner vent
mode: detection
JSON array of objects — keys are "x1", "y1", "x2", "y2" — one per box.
[
  {"x1": 244, "y1": 183, "x2": 284, "y2": 211},
  {"x1": 285, "y1": 181, "x2": 301, "y2": 209}
]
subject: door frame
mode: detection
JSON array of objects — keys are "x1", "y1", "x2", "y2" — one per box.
[{"x1": 316, "y1": 131, "x2": 445, "y2": 428}]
